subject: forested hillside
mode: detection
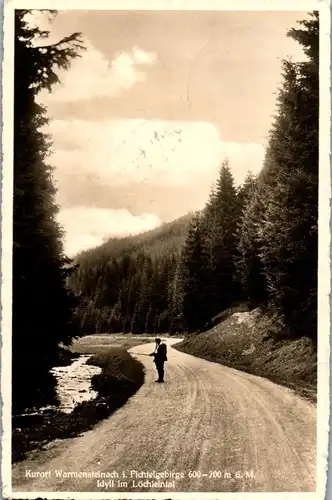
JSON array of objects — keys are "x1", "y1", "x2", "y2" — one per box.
[
  {"x1": 70, "y1": 12, "x2": 318, "y2": 343},
  {"x1": 70, "y1": 214, "x2": 193, "y2": 334},
  {"x1": 70, "y1": 167, "x2": 257, "y2": 335}
]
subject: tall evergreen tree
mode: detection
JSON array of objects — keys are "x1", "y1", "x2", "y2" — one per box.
[
  {"x1": 167, "y1": 259, "x2": 185, "y2": 333},
  {"x1": 203, "y1": 160, "x2": 241, "y2": 314},
  {"x1": 131, "y1": 255, "x2": 153, "y2": 334},
  {"x1": 256, "y1": 12, "x2": 318, "y2": 338},
  {"x1": 237, "y1": 171, "x2": 258, "y2": 214},
  {"x1": 144, "y1": 305, "x2": 155, "y2": 334},
  {"x1": 13, "y1": 10, "x2": 84, "y2": 412},
  {"x1": 178, "y1": 213, "x2": 211, "y2": 331},
  {"x1": 236, "y1": 183, "x2": 269, "y2": 307}
]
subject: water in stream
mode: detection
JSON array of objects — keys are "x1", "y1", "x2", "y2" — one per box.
[{"x1": 49, "y1": 355, "x2": 102, "y2": 413}]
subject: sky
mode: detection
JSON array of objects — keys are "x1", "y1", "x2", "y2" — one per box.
[{"x1": 29, "y1": 9, "x2": 308, "y2": 256}]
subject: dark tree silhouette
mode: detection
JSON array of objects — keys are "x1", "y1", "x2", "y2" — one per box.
[
  {"x1": 237, "y1": 12, "x2": 318, "y2": 339},
  {"x1": 13, "y1": 10, "x2": 85, "y2": 413}
]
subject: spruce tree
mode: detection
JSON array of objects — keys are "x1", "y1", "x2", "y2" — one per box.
[
  {"x1": 144, "y1": 305, "x2": 155, "y2": 334},
  {"x1": 167, "y1": 260, "x2": 185, "y2": 332},
  {"x1": 237, "y1": 171, "x2": 258, "y2": 214},
  {"x1": 256, "y1": 12, "x2": 318, "y2": 338},
  {"x1": 13, "y1": 10, "x2": 84, "y2": 412},
  {"x1": 178, "y1": 213, "x2": 211, "y2": 332},
  {"x1": 204, "y1": 160, "x2": 240, "y2": 314},
  {"x1": 131, "y1": 255, "x2": 153, "y2": 334},
  {"x1": 236, "y1": 183, "x2": 269, "y2": 307}
]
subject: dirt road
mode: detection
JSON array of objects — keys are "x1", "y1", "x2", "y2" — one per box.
[{"x1": 12, "y1": 339, "x2": 316, "y2": 493}]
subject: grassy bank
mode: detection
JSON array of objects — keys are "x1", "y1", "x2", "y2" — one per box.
[
  {"x1": 174, "y1": 309, "x2": 316, "y2": 402},
  {"x1": 12, "y1": 347, "x2": 144, "y2": 463},
  {"x1": 70, "y1": 333, "x2": 155, "y2": 355}
]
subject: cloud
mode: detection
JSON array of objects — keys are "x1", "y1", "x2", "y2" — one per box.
[
  {"x1": 45, "y1": 118, "x2": 264, "y2": 255},
  {"x1": 46, "y1": 118, "x2": 265, "y2": 191},
  {"x1": 57, "y1": 207, "x2": 161, "y2": 256},
  {"x1": 37, "y1": 41, "x2": 157, "y2": 103}
]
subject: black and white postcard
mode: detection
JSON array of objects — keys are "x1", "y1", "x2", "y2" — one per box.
[{"x1": 1, "y1": 0, "x2": 331, "y2": 498}]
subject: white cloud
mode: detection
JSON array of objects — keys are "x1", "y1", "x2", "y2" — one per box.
[
  {"x1": 45, "y1": 118, "x2": 265, "y2": 255},
  {"x1": 46, "y1": 118, "x2": 265, "y2": 189},
  {"x1": 37, "y1": 41, "x2": 157, "y2": 103},
  {"x1": 57, "y1": 207, "x2": 161, "y2": 256},
  {"x1": 132, "y1": 47, "x2": 156, "y2": 64}
]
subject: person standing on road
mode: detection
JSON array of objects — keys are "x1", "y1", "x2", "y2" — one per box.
[{"x1": 150, "y1": 338, "x2": 167, "y2": 383}]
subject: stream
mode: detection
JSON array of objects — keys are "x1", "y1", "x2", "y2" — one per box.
[
  {"x1": 49, "y1": 355, "x2": 102, "y2": 413},
  {"x1": 14, "y1": 355, "x2": 102, "y2": 420}
]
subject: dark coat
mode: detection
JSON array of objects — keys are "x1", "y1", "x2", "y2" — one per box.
[{"x1": 151, "y1": 343, "x2": 167, "y2": 363}]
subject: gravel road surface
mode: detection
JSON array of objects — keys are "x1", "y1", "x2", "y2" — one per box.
[{"x1": 12, "y1": 338, "x2": 316, "y2": 493}]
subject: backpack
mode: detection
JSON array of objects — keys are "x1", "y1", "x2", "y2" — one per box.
[{"x1": 159, "y1": 343, "x2": 167, "y2": 361}]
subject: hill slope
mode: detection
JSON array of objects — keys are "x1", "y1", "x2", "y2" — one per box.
[
  {"x1": 174, "y1": 309, "x2": 316, "y2": 402},
  {"x1": 69, "y1": 213, "x2": 193, "y2": 335},
  {"x1": 73, "y1": 213, "x2": 193, "y2": 266}
]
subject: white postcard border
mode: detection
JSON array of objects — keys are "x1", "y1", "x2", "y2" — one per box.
[{"x1": 2, "y1": 0, "x2": 330, "y2": 498}]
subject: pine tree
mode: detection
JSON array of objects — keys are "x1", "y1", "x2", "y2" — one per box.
[
  {"x1": 167, "y1": 260, "x2": 185, "y2": 332},
  {"x1": 203, "y1": 160, "x2": 241, "y2": 314},
  {"x1": 237, "y1": 171, "x2": 258, "y2": 214},
  {"x1": 178, "y1": 213, "x2": 211, "y2": 332},
  {"x1": 131, "y1": 255, "x2": 153, "y2": 334},
  {"x1": 236, "y1": 183, "x2": 269, "y2": 307},
  {"x1": 144, "y1": 305, "x2": 155, "y2": 333},
  {"x1": 13, "y1": 10, "x2": 84, "y2": 412},
  {"x1": 256, "y1": 12, "x2": 318, "y2": 338}
]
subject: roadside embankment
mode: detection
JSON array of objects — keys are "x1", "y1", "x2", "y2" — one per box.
[{"x1": 174, "y1": 309, "x2": 316, "y2": 402}]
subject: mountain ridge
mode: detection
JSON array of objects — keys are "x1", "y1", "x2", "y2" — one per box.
[{"x1": 73, "y1": 212, "x2": 194, "y2": 263}]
